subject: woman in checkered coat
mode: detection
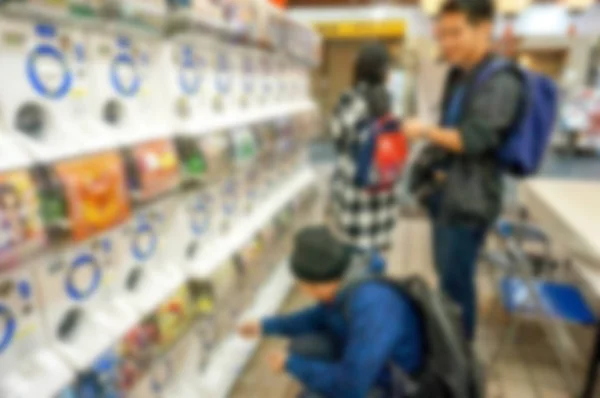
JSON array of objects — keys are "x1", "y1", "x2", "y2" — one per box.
[{"x1": 329, "y1": 42, "x2": 399, "y2": 253}]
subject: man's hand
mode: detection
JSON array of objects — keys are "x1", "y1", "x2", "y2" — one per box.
[
  {"x1": 266, "y1": 350, "x2": 288, "y2": 373},
  {"x1": 238, "y1": 320, "x2": 262, "y2": 339},
  {"x1": 403, "y1": 118, "x2": 429, "y2": 141}
]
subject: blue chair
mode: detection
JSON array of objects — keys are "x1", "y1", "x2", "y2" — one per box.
[{"x1": 491, "y1": 228, "x2": 598, "y2": 397}]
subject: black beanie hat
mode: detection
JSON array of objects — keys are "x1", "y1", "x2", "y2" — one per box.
[{"x1": 290, "y1": 227, "x2": 352, "y2": 283}]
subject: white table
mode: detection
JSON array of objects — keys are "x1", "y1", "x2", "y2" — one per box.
[{"x1": 519, "y1": 178, "x2": 600, "y2": 398}]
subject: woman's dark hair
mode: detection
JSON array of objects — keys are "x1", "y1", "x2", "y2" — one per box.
[
  {"x1": 353, "y1": 42, "x2": 390, "y2": 86},
  {"x1": 438, "y1": 0, "x2": 495, "y2": 24}
]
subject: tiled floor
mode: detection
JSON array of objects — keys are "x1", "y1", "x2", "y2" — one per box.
[{"x1": 231, "y1": 218, "x2": 598, "y2": 398}]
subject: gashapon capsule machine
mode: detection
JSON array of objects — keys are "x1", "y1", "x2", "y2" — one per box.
[
  {"x1": 255, "y1": 120, "x2": 279, "y2": 197},
  {"x1": 117, "y1": 283, "x2": 194, "y2": 395},
  {"x1": 168, "y1": 136, "x2": 212, "y2": 272},
  {"x1": 188, "y1": 257, "x2": 238, "y2": 367},
  {"x1": 0, "y1": 168, "x2": 73, "y2": 397},
  {"x1": 233, "y1": 234, "x2": 263, "y2": 304},
  {"x1": 273, "y1": 116, "x2": 297, "y2": 179},
  {"x1": 199, "y1": 130, "x2": 236, "y2": 236},
  {"x1": 116, "y1": 137, "x2": 182, "y2": 314},
  {"x1": 230, "y1": 125, "x2": 260, "y2": 215},
  {"x1": 34, "y1": 152, "x2": 132, "y2": 370},
  {"x1": 85, "y1": 30, "x2": 151, "y2": 148},
  {"x1": 0, "y1": 18, "x2": 95, "y2": 161},
  {"x1": 129, "y1": 322, "x2": 199, "y2": 398},
  {"x1": 159, "y1": 34, "x2": 211, "y2": 133},
  {"x1": 210, "y1": 37, "x2": 236, "y2": 116}
]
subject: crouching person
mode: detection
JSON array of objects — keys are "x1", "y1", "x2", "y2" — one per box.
[{"x1": 238, "y1": 226, "x2": 424, "y2": 398}]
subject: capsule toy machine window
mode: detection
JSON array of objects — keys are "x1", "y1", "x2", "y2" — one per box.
[
  {"x1": 256, "y1": 120, "x2": 279, "y2": 195},
  {"x1": 272, "y1": 205, "x2": 295, "y2": 269},
  {"x1": 151, "y1": 285, "x2": 194, "y2": 353},
  {"x1": 102, "y1": 0, "x2": 167, "y2": 32},
  {"x1": 187, "y1": 279, "x2": 218, "y2": 372},
  {"x1": 0, "y1": 168, "x2": 66, "y2": 391},
  {"x1": 116, "y1": 139, "x2": 183, "y2": 313},
  {"x1": 210, "y1": 37, "x2": 236, "y2": 116},
  {"x1": 258, "y1": 48, "x2": 275, "y2": 107},
  {"x1": 119, "y1": 284, "x2": 194, "y2": 394},
  {"x1": 68, "y1": 0, "x2": 103, "y2": 19},
  {"x1": 238, "y1": 43, "x2": 257, "y2": 111},
  {"x1": 127, "y1": 328, "x2": 198, "y2": 398},
  {"x1": 5, "y1": 0, "x2": 70, "y2": 15},
  {"x1": 200, "y1": 130, "x2": 236, "y2": 235},
  {"x1": 116, "y1": 317, "x2": 160, "y2": 395},
  {"x1": 190, "y1": 0, "x2": 224, "y2": 27},
  {"x1": 168, "y1": 136, "x2": 213, "y2": 272},
  {"x1": 189, "y1": 257, "x2": 237, "y2": 348},
  {"x1": 230, "y1": 125, "x2": 260, "y2": 216},
  {"x1": 293, "y1": 185, "x2": 320, "y2": 232},
  {"x1": 273, "y1": 116, "x2": 297, "y2": 179},
  {"x1": 33, "y1": 151, "x2": 132, "y2": 368},
  {"x1": 258, "y1": 221, "x2": 278, "y2": 280},
  {"x1": 0, "y1": 19, "x2": 98, "y2": 161},
  {"x1": 231, "y1": 237, "x2": 262, "y2": 315}
]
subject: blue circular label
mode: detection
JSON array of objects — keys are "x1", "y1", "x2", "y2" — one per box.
[
  {"x1": 27, "y1": 44, "x2": 72, "y2": 99},
  {"x1": 0, "y1": 304, "x2": 16, "y2": 354},
  {"x1": 110, "y1": 52, "x2": 141, "y2": 97},
  {"x1": 179, "y1": 45, "x2": 201, "y2": 95},
  {"x1": 244, "y1": 56, "x2": 253, "y2": 94},
  {"x1": 190, "y1": 194, "x2": 211, "y2": 236},
  {"x1": 65, "y1": 253, "x2": 102, "y2": 301},
  {"x1": 215, "y1": 53, "x2": 231, "y2": 94},
  {"x1": 131, "y1": 221, "x2": 158, "y2": 261}
]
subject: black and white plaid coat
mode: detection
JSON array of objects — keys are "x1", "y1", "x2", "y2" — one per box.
[{"x1": 329, "y1": 87, "x2": 399, "y2": 252}]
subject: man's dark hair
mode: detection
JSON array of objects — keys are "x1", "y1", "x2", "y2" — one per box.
[{"x1": 438, "y1": 0, "x2": 495, "y2": 24}]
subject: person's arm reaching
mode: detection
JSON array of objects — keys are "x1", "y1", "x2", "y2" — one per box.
[
  {"x1": 261, "y1": 305, "x2": 327, "y2": 337},
  {"x1": 285, "y1": 285, "x2": 405, "y2": 398}
]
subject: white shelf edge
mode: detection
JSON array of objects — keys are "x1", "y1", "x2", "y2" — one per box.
[
  {"x1": 190, "y1": 100, "x2": 316, "y2": 136},
  {"x1": 188, "y1": 167, "x2": 316, "y2": 279}
]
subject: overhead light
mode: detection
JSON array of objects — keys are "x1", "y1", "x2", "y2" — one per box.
[{"x1": 371, "y1": 6, "x2": 388, "y2": 20}]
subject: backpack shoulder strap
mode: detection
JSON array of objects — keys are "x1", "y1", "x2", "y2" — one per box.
[
  {"x1": 473, "y1": 59, "x2": 517, "y2": 90},
  {"x1": 340, "y1": 276, "x2": 417, "y2": 321}
]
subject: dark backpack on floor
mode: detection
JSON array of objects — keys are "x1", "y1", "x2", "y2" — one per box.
[{"x1": 343, "y1": 275, "x2": 485, "y2": 398}]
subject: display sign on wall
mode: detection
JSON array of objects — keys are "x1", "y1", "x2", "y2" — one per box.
[{"x1": 313, "y1": 20, "x2": 406, "y2": 39}]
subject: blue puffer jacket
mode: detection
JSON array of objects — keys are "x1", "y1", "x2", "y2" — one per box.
[{"x1": 262, "y1": 253, "x2": 423, "y2": 398}]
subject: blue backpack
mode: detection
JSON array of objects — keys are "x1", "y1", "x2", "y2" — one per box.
[{"x1": 474, "y1": 60, "x2": 558, "y2": 177}]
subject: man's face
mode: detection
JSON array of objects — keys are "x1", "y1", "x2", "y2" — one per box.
[
  {"x1": 436, "y1": 12, "x2": 486, "y2": 66},
  {"x1": 298, "y1": 280, "x2": 340, "y2": 303}
]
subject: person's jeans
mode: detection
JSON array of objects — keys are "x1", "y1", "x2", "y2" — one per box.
[
  {"x1": 432, "y1": 223, "x2": 487, "y2": 341},
  {"x1": 289, "y1": 334, "x2": 390, "y2": 398}
]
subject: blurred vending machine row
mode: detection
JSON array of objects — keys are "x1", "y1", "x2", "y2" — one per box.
[{"x1": 0, "y1": 0, "x2": 323, "y2": 397}]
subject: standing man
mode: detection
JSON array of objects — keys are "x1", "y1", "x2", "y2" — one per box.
[{"x1": 404, "y1": 0, "x2": 522, "y2": 340}]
